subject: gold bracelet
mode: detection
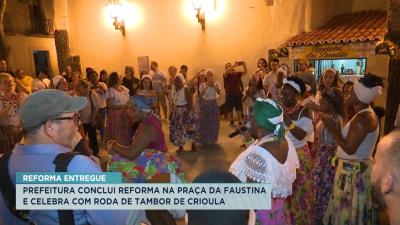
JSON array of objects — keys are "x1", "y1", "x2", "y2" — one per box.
[{"x1": 288, "y1": 122, "x2": 296, "y2": 130}]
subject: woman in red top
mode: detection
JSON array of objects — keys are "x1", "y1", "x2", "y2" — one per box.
[{"x1": 107, "y1": 96, "x2": 185, "y2": 183}]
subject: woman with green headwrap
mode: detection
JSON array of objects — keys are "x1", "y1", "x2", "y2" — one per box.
[{"x1": 229, "y1": 97, "x2": 299, "y2": 225}]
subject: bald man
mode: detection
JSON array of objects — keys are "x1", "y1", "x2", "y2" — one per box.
[{"x1": 371, "y1": 130, "x2": 400, "y2": 225}]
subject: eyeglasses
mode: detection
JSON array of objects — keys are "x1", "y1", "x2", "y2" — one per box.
[{"x1": 51, "y1": 113, "x2": 80, "y2": 125}]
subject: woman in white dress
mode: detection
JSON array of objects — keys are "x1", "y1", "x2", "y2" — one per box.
[{"x1": 230, "y1": 98, "x2": 299, "y2": 225}]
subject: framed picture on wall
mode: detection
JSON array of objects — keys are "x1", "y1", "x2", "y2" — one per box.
[{"x1": 138, "y1": 56, "x2": 150, "y2": 78}]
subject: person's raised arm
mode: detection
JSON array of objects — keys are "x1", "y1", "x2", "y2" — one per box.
[
  {"x1": 283, "y1": 108, "x2": 311, "y2": 140},
  {"x1": 223, "y1": 66, "x2": 234, "y2": 78},
  {"x1": 241, "y1": 61, "x2": 247, "y2": 75},
  {"x1": 323, "y1": 112, "x2": 377, "y2": 155}
]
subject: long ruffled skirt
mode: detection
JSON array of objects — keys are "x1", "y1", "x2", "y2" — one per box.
[
  {"x1": 285, "y1": 145, "x2": 314, "y2": 225},
  {"x1": 105, "y1": 108, "x2": 132, "y2": 146},
  {"x1": 323, "y1": 158, "x2": 380, "y2": 225},
  {"x1": 169, "y1": 105, "x2": 197, "y2": 147},
  {"x1": 311, "y1": 144, "x2": 336, "y2": 223},
  {"x1": 197, "y1": 99, "x2": 219, "y2": 145}
]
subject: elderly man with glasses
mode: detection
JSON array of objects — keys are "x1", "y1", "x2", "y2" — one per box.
[{"x1": 0, "y1": 89, "x2": 130, "y2": 225}]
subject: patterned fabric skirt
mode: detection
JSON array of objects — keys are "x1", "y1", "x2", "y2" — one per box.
[
  {"x1": 108, "y1": 149, "x2": 186, "y2": 183},
  {"x1": 311, "y1": 144, "x2": 336, "y2": 223},
  {"x1": 197, "y1": 99, "x2": 219, "y2": 145},
  {"x1": 323, "y1": 158, "x2": 380, "y2": 225},
  {"x1": 169, "y1": 105, "x2": 197, "y2": 146},
  {"x1": 256, "y1": 198, "x2": 287, "y2": 225},
  {"x1": 0, "y1": 126, "x2": 23, "y2": 154},
  {"x1": 285, "y1": 145, "x2": 314, "y2": 225},
  {"x1": 105, "y1": 108, "x2": 132, "y2": 146}
]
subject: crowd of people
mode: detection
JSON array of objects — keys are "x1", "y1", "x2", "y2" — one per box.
[{"x1": 0, "y1": 56, "x2": 399, "y2": 225}]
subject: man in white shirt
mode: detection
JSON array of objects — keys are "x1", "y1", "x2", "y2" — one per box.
[
  {"x1": 150, "y1": 61, "x2": 168, "y2": 120},
  {"x1": 263, "y1": 58, "x2": 280, "y2": 94},
  {"x1": 32, "y1": 69, "x2": 51, "y2": 92}
]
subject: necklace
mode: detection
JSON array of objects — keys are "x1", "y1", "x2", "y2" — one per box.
[
  {"x1": 254, "y1": 133, "x2": 278, "y2": 146},
  {"x1": 281, "y1": 103, "x2": 301, "y2": 114}
]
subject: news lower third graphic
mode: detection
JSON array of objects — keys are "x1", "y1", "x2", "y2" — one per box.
[{"x1": 16, "y1": 172, "x2": 272, "y2": 210}]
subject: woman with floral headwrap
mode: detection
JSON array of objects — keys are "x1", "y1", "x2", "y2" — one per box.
[
  {"x1": 169, "y1": 73, "x2": 197, "y2": 153},
  {"x1": 230, "y1": 98, "x2": 299, "y2": 225},
  {"x1": 309, "y1": 87, "x2": 345, "y2": 224},
  {"x1": 279, "y1": 76, "x2": 314, "y2": 225},
  {"x1": 322, "y1": 74, "x2": 383, "y2": 225},
  {"x1": 197, "y1": 69, "x2": 221, "y2": 145}
]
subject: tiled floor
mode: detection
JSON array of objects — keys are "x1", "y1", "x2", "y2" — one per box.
[
  {"x1": 100, "y1": 119, "x2": 243, "y2": 225},
  {"x1": 162, "y1": 119, "x2": 244, "y2": 182},
  {"x1": 98, "y1": 119, "x2": 244, "y2": 181}
]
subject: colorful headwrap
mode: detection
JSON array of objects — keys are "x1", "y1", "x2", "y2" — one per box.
[
  {"x1": 130, "y1": 95, "x2": 152, "y2": 113},
  {"x1": 253, "y1": 98, "x2": 285, "y2": 139}
]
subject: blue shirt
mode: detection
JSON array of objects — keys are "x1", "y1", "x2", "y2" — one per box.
[{"x1": 0, "y1": 144, "x2": 129, "y2": 225}]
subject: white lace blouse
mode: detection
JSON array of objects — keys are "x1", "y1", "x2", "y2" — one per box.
[{"x1": 229, "y1": 136, "x2": 299, "y2": 198}]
